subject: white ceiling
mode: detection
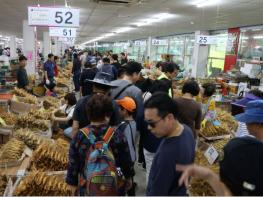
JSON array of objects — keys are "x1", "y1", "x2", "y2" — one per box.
[{"x1": 0, "y1": 0, "x2": 263, "y2": 44}]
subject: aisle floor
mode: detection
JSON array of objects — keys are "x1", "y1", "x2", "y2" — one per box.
[{"x1": 134, "y1": 163, "x2": 147, "y2": 196}]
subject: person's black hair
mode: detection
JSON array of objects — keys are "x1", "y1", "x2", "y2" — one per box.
[
  {"x1": 112, "y1": 54, "x2": 118, "y2": 61},
  {"x1": 150, "y1": 79, "x2": 170, "y2": 95},
  {"x1": 145, "y1": 92, "x2": 178, "y2": 119},
  {"x1": 19, "y1": 55, "x2": 27, "y2": 62},
  {"x1": 86, "y1": 94, "x2": 113, "y2": 122},
  {"x1": 137, "y1": 78, "x2": 153, "y2": 93},
  {"x1": 102, "y1": 57, "x2": 110, "y2": 64},
  {"x1": 162, "y1": 62, "x2": 179, "y2": 73},
  {"x1": 84, "y1": 61, "x2": 92, "y2": 68},
  {"x1": 73, "y1": 53, "x2": 78, "y2": 59},
  {"x1": 118, "y1": 67, "x2": 126, "y2": 78},
  {"x1": 156, "y1": 61, "x2": 163, "y2": 69},
  {"x1": 92, "y1": 83, "x2": 111, "y2": 93},
  {"x1": 202, "y1": 83, "x2": 216, "y2": 97},
  {"x1": 88, "y1": 51, "x2": 92, "y2": 56},
  {"x1": 125, "y1": 61, "x2": 142, "y2": 76},
  {"x1": 182, "y1": 80, "x2": 200, "y2": 96},
  {"x1": 48, "y1": 53, "x2": 54, "y2": 59},
  {"x1": 54, "y1": 56, "x2": 59, "y2": 61},
  {"x1": 120, "y1": 52, "x2": 125, "y2": 56},
  {"x1": 249, "y1": 89, "x2": 263, "y2": 99},
  {"x1": 64, "y1": 93, "x2": 77, "y2": 106}
]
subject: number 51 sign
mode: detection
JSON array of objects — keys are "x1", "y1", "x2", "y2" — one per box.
[
  {"x1": 49, "y1": 27, "x2": 77, "y2": 38},
  {"x1": 28, "y1": 7, "x2": 79, "y2": 27}
]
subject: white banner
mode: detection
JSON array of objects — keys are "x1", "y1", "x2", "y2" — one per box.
[
  {"x1": 196, "y1": 35, "x2": 217, "y2": 45},
  {"x1": 152, "y1": 39, "x2": 168, "y2": 46},
  {"x1": 58, "y1": 37, "x2": 75, "y2": 43},
  {"x1": 28, "y1": 7, "x2": 79, "y2": 27},
  {"x1": 49, "y1": 27, "x2": 77, "y2": 37},
  {"x1": 134, "y1": 40, "x2": 146, "y2": 46},
  {"x1": 114, "y1": 42, "x2": 130, "y2": 47}
]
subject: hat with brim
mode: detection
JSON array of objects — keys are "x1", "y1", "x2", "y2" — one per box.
[
  {"x1": 87, "y1": 72, "x2": 118, "y2": 87},
  {"x1": 235, "y1": 100, "x2": 263, "y2": 124},
  {"x1": 232, "y1": 93, "x2": 261, "y2": 108}
]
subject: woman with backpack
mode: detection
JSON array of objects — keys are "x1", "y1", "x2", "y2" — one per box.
[{"x1": 66, "y1": 94, "x2": 135, "y2": 196}]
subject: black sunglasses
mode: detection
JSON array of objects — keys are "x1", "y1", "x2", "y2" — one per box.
[{"x1": 145, "y1": 113, "x2": 168, "y2": 128}]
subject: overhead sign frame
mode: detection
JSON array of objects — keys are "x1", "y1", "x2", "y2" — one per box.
[
  {"x1": 49, "y1": 27, "x2": 77, "y2": 37},
  {"x1": 28, "y1": 6, "x2": 80, "y2": 27}
]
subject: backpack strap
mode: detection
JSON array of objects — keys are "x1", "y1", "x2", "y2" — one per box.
[
  {"x1": 113, "y1": 84, "x2": 133, "y2": 99},
  {"x1": 126, "y1": 121, "x2": 136, "y2": 159},
  {"x1": 103, "y1": 127, "x2": 115, "y2": 144},
  {"x1": 80, "y1": 127, "x2": 96, "y2": 145}
]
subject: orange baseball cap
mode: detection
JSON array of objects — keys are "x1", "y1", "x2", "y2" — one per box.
[{"x1": 116, "y1": 96, "x2": 136, "y2": 112}]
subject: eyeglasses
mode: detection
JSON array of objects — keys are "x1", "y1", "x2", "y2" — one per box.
[{"x1": 145, "y1": 114, "x2": 168, "y2": 128}]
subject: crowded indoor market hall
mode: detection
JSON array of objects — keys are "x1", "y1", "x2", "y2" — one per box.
[{"x1": 0, "y1": 0, "x2": 263, "y2": 196}]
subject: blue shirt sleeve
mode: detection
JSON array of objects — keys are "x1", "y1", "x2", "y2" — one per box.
[{"x1": 146, "y1": 151, "x2": 177, "y2": 196}]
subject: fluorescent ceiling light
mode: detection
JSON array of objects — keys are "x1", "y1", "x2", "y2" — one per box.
[
  {"x1": 153, "y1": 13, "x2": 175, "y2": 19},
  {"x1": 194, "y1": 0, "x2": 221, "y2": 8},
  {"x1": 115, "y1": 27, "x2": 133, "y2": 33},
  {"x1": 254, "y1": 36, "x2": 263, "y2": 39}
]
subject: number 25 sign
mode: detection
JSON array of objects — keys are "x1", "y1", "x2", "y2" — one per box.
[{"x1": 28, "y1": 7, "x2": 79, "y2": 27}]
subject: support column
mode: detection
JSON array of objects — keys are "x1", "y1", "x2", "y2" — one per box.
[
  {"x1": 23, "y1": 20, "x2": 36, "y2": 75},
  {"x1": 192, "y1": 31, "x2": 209, "y2": 78},
  {"x1": 147, "y1": 36, "x2": 152, "y2": 60},
  {"x1": 10, "y1": 36, "x2": 17, "y2": 58},
  {"x1": 43, "y1": 32, "x2": 51, "y2": 60}
]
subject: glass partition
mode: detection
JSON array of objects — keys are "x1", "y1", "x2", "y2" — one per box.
[
  {"x1": 238, "y1": 28, "x2": 263, "y2": 61},
  {"x1": 207, "y1": 31, "x2": 228, "y2": 75}
]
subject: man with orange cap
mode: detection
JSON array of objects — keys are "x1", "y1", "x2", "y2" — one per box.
[{"x1": 116, "y1": 96, "x2": 138, "y2": 196}]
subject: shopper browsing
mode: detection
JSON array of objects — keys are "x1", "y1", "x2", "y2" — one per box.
[
  {"x1": 79, "y1": 62, "x2": 98, "y2": 97},
  {"x1": 66, "y1": 94, "x2": 134, "y2": 195},
  {"x1": 157, "y1": 62, "x2": 180, "y2": 98},
  {"x1": 232, "y1": 90, "x2": 263, "y2": 137},
  {"x1": 52, "y1": 93, "x2": 77, "y2": 139},
  {"x1": 200, "y1": 82, "x2": 217, "y2": 128},
  {"x1": 98, "y1": 57, "x2": 118, "y2": 81},
  {"x1": 44, "y1": 53, "x2": 55, "y2": 86},
  {"x1": 177, "y1": 100, "x2": 263, "y2": 196},
  {"x1": 144, "y1": 93, "x2": 195, "y2": 196},
  {"x1": 175, "y1": 80, "x2": 202, "y2": 139},
  {"x1": 120, "y1": 52, "x2": 128, "y2": 66},
  {"x1": 45, "y1": 83, "x2": 57, "y2": 97},
  {"x1": 110, "y1": 54, "x2": 121, "y2": 72},
  {"x1": 71, "y1": 72, "x2": 121, "y2": 138},
  {"x1": 16, "y1": 55, "x2": 29, "y2": 90},
  {"x1": 72, "y1": 53, "x2": 82, "y2": 92},
  {"x1": 116, "y1": 96, "x2": 138, "y2": 196},
  {"x1": 53, "y1": 56, "x2": 59, "y2": 77}
]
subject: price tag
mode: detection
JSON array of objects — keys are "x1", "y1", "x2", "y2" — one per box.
[
  {"x1": 0, "y1": 117, "x2": 6, "y2": 126},
  {"x1": 196, "y1": 35, "x2": 217, "y2": 45},
  {"x1": 204, "y1": 145, "x2": 219, "y2": 164},
  {"x1": 24, "y1": 147, "x2": 33, "y2": 157},
  {"x1": 28, "y1": 7, "x2": 79, "y2": 27},
  {"x1": 49, "y1": 27, "x2": 77, "y2": 37},
  {"x1": 17, "y1": 169, "x2": 26, "y2": 177}
]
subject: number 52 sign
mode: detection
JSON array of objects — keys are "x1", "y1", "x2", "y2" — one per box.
[{"x1": 28, "y1": 7, "x2": 79, "y2": 27}]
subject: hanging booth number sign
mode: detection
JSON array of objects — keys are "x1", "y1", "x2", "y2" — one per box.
[
  {"x1": 49, "y1": 27, "x2": 77, "y2": 38},
  {"x1": 28, "y1": 7, "x2": 80, "y2": 27}
]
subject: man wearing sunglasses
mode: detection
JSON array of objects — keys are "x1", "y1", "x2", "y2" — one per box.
[{"x1": 144, "y1": 93, "x2": 195, "y2": 196}]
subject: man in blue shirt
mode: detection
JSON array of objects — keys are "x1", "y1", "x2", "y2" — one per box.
[
  {"x1": 144, "y1": 93, "x2": 195, "y2": 196},
  {"x1": 44, "y1": 53, "x2": 55, "y2": 86}
]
